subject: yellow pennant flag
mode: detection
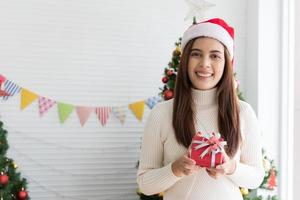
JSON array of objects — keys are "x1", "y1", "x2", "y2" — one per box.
[
  {"x1": 21, "y1": 88, "x2": 38, "y2": 110},
  {"x1": 129, "y1": 101, "x2": 145, "y2": 121}
]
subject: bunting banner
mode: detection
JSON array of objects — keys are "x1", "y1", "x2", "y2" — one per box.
[
  {"x1": 0, "y1": 74, "x2": 6, "y2": 85},
  {"x1": 95, "y1": 107, "x2": 112, "y2": 127},
  {"x1": 2, "y1": 79, "x2": 21, "y2": 100},
  {"x1": 21, "y1": 88, "x2": 38, "y2": 110},
  {"x1": 129, "y1": 101, "x2": 145, "y2": 122},
  {"x1": 112, "y1": 106, "x2": 127, "y2": 124},
  {"x1": 76, "y1": 106, "x2": 94, "y2": 126},
  {"x1": 0, "y1": 75, "x2": 9, "y2": 97},
  {"x1": 0, "y1": 74, "x2": 162, "y2": 127},
  {"x1": 145, "y1": 96, "x2": 162, "y2": 109},
  {"x1": 38, "y1": 96, "x2": 56, "y2": 117},
  {"x1": 57, "y1": 102, "x2": 74, "y2": 123}
]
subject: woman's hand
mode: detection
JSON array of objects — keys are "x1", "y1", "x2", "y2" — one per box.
[
  {"x1": 171, "y1": 154, "x2": 201, "y2": 177},
  {"x1": 206, "y1": 151, "x2": 236, "y2": 179}
]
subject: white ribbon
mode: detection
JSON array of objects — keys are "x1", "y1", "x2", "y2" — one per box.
[{"x1": 192, "y1": 133, "x2": 227, "y2": 167}]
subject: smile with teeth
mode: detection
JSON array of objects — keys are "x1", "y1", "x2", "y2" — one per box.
[{"x1": 196, "y1": 72, "x2": 213, "y2": 78}]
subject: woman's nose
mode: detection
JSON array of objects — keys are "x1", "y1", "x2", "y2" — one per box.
[{"x1": 199, "y1": 56, "x2": 210, "y2": 68}]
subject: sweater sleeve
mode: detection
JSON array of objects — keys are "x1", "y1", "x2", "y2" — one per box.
[
  {"x1": 137, "y1": 104, "x2": 182, "y2": 195},
  {"x1": 226, "y1": 102, "x2": 265, "y2": 189}
]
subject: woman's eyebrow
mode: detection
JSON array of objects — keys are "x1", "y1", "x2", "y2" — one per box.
[
  {"x1": 190, "y1": 49, "x2": 202, "y2": 52},
  {"x1": 210, "y1": 50, "x2": 223, "y2": 54},
  {"x1": 190, "y1": 49, "x2": 222, "y2": 54}
]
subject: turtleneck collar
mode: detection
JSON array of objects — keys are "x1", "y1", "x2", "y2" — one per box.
[{"x1": 191, "y1": 87, "x2": 218, "y2": 106}]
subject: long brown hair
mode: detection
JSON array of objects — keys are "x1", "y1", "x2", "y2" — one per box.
[{"x1": 172, "y1": 37, "x2": 241, "y2": 157}]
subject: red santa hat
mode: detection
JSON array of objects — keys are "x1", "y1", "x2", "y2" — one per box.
[{"x1": 181, "y1": 18, "x2": 234, "y2": 61}]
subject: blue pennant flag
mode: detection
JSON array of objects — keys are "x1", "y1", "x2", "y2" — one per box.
[
  {"x1": 3, "y1": 80, "x2": 21, "y2": 100},
  {"x1": 145, "y1": 95, "x2": 162, "y2": 109}
]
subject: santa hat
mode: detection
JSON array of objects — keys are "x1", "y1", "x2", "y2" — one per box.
[{"x1": 181, "y1": 18, "x2": 234, "y2": 61}]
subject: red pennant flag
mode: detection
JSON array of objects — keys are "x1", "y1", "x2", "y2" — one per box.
[
  {"x1": 76, "y1": 106, "x2": 94, "y2": 126},
  {"x1": 95, "y1": 107, "x2": 112, "y2": 126},
  {"x1": 0, "y1": 90, "x2": 10, "y2": 97}
]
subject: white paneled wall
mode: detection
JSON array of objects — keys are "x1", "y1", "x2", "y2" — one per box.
[
  {"x1": 0, "y1": 0, "x2": 246, "y2": 199},
  {"x1": 294, "y1": 0, "x2": 300, "y2": 195}
]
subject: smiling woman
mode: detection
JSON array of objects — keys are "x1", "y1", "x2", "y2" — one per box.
[{"x1": 137, "y1": 18, "x2": 264, "y2": 200}]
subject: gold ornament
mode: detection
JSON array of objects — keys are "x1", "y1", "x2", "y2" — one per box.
[
  {"x1": 13, "y1": 163, "x2": 18, "y2": 169},
  {"x1": 240, "y1": 187, "x2": 249, "y2": 195},
  {"x1": 175, "y1": 46, "x2": 181, "y2": 53}
]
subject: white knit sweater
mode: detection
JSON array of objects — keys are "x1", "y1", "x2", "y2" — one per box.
[{"x1": 137, "y1": 88, "x2": 265, "y2": 200}]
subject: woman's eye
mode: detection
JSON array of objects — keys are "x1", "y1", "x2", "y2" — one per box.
[
  {"x1": 211, "y1": 54, "x2": 220, "y2": 60},
  {"x1": 190, "y1": 52, "x2": 201, "y2": 57}
]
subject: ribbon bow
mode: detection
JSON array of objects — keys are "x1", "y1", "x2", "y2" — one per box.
[{"x1": 192, "y1": 132, "x2": 227, "y2": 167}]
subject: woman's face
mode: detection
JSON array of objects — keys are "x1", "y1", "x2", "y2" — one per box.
[{"x1": 187, "y1": 37, "x2": 225, "y2": 90}]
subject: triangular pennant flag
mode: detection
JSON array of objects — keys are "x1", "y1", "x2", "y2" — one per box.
[
  {"x1": 2, "y1": 80, "x2": 21, "y2": 100},
  {"x1": 0, "y1": 90, "x2": 10, "y2": 97},
  {"x1": 95, "y1": 107, "x2": 112, "y2": 126},
  {"x1": 129, "y1": 100, "x2": 145, "y2": 121},
  {"x1": 0, "y1": 75, "x2": 9, "y2": 97},
  {"x1": 0, "y1": 74, "x2": 6, "y2": 86},
  {"x1": 38, "y1": 96, "x2": 56, "y2": 117},
  {"x1": 57, "y1": 102, "x2": 74, "y2": 123},
  {"x1": 112, "y1": 106, "x2": 127, "y2": 124},
  {"x1": 76, "y1": 106, "x2": 94, "y2": 126},
  {"x1": 21, "y1": 88, "x2": 38, "y2": 110},
  {"x1": 145, "y1": 95, "x2": 162, "y2": 109}
]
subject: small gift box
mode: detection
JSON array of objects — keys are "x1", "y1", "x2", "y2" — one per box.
[{"x1": 190, "y1": 132, "x2": 227, "y2": 168}]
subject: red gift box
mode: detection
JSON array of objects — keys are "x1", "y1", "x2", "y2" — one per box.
[{"x1": 190, "y1": 132, "x2": 227, "y2": 168}]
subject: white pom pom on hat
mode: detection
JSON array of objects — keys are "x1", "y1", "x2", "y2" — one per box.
[{"x1": 181, "y1": 18, "x2": 235, "y2": 61}]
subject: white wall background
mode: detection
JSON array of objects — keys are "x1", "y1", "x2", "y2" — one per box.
[
  {"x1": 294, "y1": 0, "x2": 300, "y2": 195},
  {"x1": 245, "y1": 0, "x2": 281, "y2": 173},
  {"x1": 0, "y1": 0, "x2": 280, "y2": 199},
  {"x1": 256, "y1": 0, "x2": 281, "y2": 163}
]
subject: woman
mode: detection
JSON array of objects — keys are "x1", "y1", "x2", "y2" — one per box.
[{"x1": 137, "y1": 18, "x2": 264, "y2": 200}]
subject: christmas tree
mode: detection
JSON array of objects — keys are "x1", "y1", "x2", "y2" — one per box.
[
  {"x1": 241, "y1": 150, "x2": 278, "y2": 200},
  {"x1": 0, "y1": 121, "x2": 29, "y2": 200}
]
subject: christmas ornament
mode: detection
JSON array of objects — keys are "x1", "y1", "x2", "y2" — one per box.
[
  {"x1": 0, "y1": 173, "x2": 9, "y2": 185},
  {"x1": 18, "y1": 189, "x2": 28, "y2": 199},
  {"x1": 162, "y1": 77, "x2": 169, "y2": 83},
  {"x1": 185, "y1": 0, "x2": 215, "y2": 22},
  {"x1": 163, "y1": 89, "x2": 173, "y2": 100},
  {"x1": 13, "y1": 163, "x2": 18, "y2": 169},
  {"x1": 167, "y1": 70, "x2": 174, "y2": 76},
  {"x1": 240, "y1": 187, "x2": 249, "y2": 196},
  {"x1": 267, "y1": 169, "x2": 277, "y2": 190}
]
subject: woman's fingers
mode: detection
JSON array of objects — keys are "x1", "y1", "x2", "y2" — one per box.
[
  {"x1": 206, "y1": 168, "x2": 217, "y2": 179},
  {"x1": 206, "y1": 167, "x2": 225, "y2": 179},
  {"x1": 172, "y1": 154, "x2": 201, "y2": 177}
]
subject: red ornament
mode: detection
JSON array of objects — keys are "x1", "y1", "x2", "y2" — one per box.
[
  {"x1": 0, "y1": 174, "x2": 9, "y2": 185},
  {"x1": 164, "y1": 89, "x2": 173, "y2": 100},
  {"x1": 18, "y1": 190, "x2": 28, "y2": 199},
  {"x1": 167, "y1": 70, "x2": 174, "y2": 76},
  {"x1": 162, "y1": 77, "x2": 169, "y2": 83},
  {"x1": 267, "y1": 169, "x2": 277, "y2": 190}
]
